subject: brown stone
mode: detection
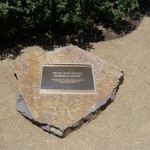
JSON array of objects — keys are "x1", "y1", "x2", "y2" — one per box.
[{"x1": 10, "y1": 45, "x2": 124, "y2": 137}]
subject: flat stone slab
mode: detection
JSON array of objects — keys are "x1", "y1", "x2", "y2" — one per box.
[{"x1": 10, "y1": 45, "x2": 124, "y2": 137}]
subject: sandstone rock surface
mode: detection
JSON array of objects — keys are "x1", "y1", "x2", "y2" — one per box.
[{"x1": 10, "y1": 45, "x2": 124, "y2": 137}]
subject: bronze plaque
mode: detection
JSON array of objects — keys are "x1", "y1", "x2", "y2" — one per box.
[{"x1": 40, "y1": 64, "x2": 95, "y2": 93}]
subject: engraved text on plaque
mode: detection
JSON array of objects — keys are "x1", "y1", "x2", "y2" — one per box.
[{"x1": 40, "y1": 64, "x2": 95, "y2": 93}]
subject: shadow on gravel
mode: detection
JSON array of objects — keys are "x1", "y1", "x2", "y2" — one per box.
[
  {"x1": 146, "y1": 1, "x2": 150, "y2": 17},
  {"x1": 0, "y1": 28, "x2": 104, "y2": 60},
  {"x1": 140, "y1": 0, "x2": 150, "y2": 16}
]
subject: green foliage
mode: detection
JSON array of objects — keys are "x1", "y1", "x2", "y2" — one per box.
[{"x1": 0, "y1": 0, "x2": 140, "y2": 37}]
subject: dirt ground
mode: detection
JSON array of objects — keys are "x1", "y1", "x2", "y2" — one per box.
[{"x1": 0, "y1": 14, "x2": 150, "y2": 150}]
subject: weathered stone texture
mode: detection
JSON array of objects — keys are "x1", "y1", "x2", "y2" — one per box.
[{"x1": 10, "y1": 45, "x2": 124, "y2": 137}]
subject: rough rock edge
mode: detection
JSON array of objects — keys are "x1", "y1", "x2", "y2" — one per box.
[
  {"x1": 11, "y1": 45, "x2": 124, "y2": 138},
  {"x1": 9, "y1": 63, "x2": 65, "y2": 137},
  {"x1": 16, "y1": 71, "x2": 124, "y2": 138}
]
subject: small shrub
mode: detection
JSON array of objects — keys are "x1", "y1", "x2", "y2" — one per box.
[{"x1": 0, "y1": 0, "x2": 141, "y2": 38}]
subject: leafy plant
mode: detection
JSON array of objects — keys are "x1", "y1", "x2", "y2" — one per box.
[{"x1": 0, "y1": 0, "x2": 141, "y2": 38}]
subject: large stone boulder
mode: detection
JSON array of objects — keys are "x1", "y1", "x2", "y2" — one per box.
[{"x1": 10, "y1": 45, "x2": 124, "y2": 137}]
